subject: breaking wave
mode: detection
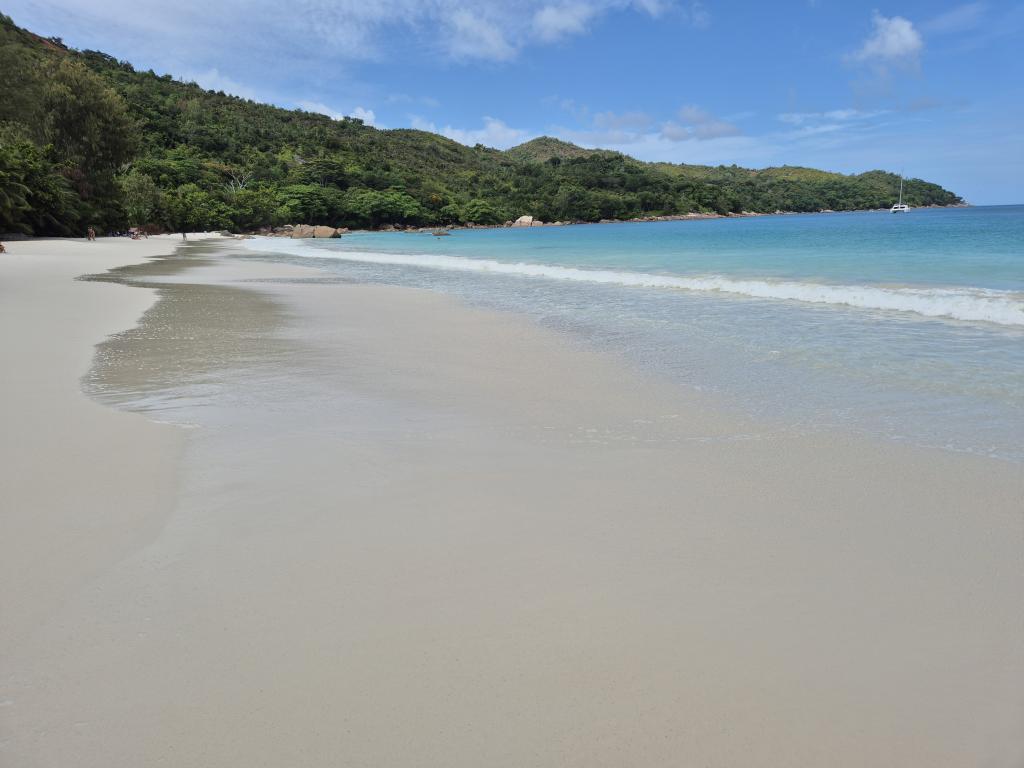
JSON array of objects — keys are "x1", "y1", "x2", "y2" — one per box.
[{"x1": 241, "y1": 238, "x2": 1024, "y2": 327}]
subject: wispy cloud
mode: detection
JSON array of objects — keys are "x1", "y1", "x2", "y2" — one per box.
[
  {"x1": 593, "y1": 110, "x2": 653, "y2": 131},
  {"x1": 680, "y1": 0, "x2": 711, "y2": 29},
  {"x1": 544, "y1": 98, "x2": 935, "y2": 179},
  {"x1": 446, "y1": 10, "x2": 518, "y2": 60},
  {"x1": 922, "y1": 2, "x2": 987, "y2": 35},
  {"x1": 552, "y1": 102, "x2": 741, "y2": 146},
  {"x1": 23, "y1": 0, "x2": 692, "y2": 64},
  {"x1": 552, "y1": 103, "x2": 739, "y2": 146},
  {"x1": 545, "y1": 106, "x2": 652, "y2": 145},
  {"x1": 660, "y1": 105, "x2": 741, "y2": 141},
  {"x1": 774, "y1": 107, "x2": 894, "y2": 142},
  {"x1": 532, "y1": 3, "x2": 600, "y2": 42},
  {"x1": 385, "y1": 93, "x2": 441, "y2": 109},
  {"x1": 546, "y1": 95, "x2": 592, "y2": 121},
  {"x1": 778, "y1": 108, "x2": 887, "y2": 126},
  {"x1": 920, "y1": 2, "x2": 1023, "y2": 54}
]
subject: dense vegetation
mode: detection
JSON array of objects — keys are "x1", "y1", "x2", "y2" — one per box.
[{"x1": 0, "y1": 14, "x2": 963, "y2": 236}]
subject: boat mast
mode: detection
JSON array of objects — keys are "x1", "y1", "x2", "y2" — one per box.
[{"x1": 898, "y1": 175, "x2": 904, "y2": 207}]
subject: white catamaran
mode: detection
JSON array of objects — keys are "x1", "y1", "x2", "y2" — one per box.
[{"x1": 891, "y1": 175, "x2": 910, "y2": 213}]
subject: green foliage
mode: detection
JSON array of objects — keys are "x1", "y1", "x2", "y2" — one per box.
[
  {"x1": 1, "y1": 18, "x2": 135, "y2": 233},
  {"x1": 0, "y1": 13, "x2": 963, "y2": 236},
  {"x1": 276, "y1": 183, "x2": 343, "y2": 225},
  {"x1": 165, "y1": 183, "x2": 230, "y2": 233},
  {"x1": 505, "y1": 136, "x2": 602, "y2": 163},
  {"x1": 118, "y1": 170, "x2": 162, "y2": 227},
  {"x1": 289, "y1": 156, "x2": 348, "y2": 188},
  {"x1": 228, "y1": 185, "x2": 286, "y2": 231},
  {"x1": 341, "y1": 188, "x2": 425, "y2": 228},
  {"x1": 0, "y1": 128, "x2": 82, "y2": 235},
  {"x1": 0, "y1": 139, "x2": 31, "y2": 230},
  {"x1": 462, "y1": 199, "x2": 501, "y2": 225},
  {"x1": 42, "y1": 58, "x2": 138, "y2": 181}
]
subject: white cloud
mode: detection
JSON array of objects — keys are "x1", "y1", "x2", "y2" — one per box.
[
  {"x1": 16, "y1": 0, "x2": 693, "y2": 65},
  {"x1": 296, "y1": 101, "x2": 346, "y2": 120},
  {"x1": 411, "y1": 116, "x2": 529, "y2": 149},
  {"x1": 446, "y1": 10, "x2": 517, "y2": 60},
  {"x1": 296, "y1": 101, "x2": 377, "y2": 125},
  {"x1": 444, "y1": 117, "x2": 529, "y2": 148},
  {"x1": 549, "y1": 108, "x2": 653, "y2": 146},
  {"x1": 350, "y1": 106, "x2": 377, "y2": 125},
  {"x1": 532, "y1": 4, "x2": 598, "y2": 42},
  {"x1": 630, "y1": 0, "x2": 669, "y2": 15},
  {"x1": 179, "y1": 68, "x2": 262, "y2": 101},
  {"x1": 410, "y1": 116, "x2": 438, "y2": 132},
  {"x1": 850, "y1": 12, "x2": 923, "y2": 66},
  {"x1": 660, "y1": 105, "x2": 741, "y2": 141}
]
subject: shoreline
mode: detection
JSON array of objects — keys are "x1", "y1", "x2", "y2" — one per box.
[
  {"x1": 2, "y1": 240, "x2": 1021, "y2": 766},
  {"x1": 222, "y1": 202, "x2": 974, "y2": 240},
  {"x1": 0, "y1": 203, "x2": 971, "y2": 245}
]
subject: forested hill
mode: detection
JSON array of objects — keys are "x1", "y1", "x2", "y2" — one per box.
[{"x1": 0, "y1": 14, "x2": 963, "y2": 236}]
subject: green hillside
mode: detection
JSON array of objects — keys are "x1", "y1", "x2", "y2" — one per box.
[
  {"x1": 505, "y1": 137, "x2": 604, "y2": 163},
  {"x1": 0, "y1": 13, "x2": 963, "y2": 236}
]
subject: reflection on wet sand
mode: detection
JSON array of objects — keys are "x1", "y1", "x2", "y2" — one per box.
[{"x1": 82, "y1": 243, "x2": 292, "y2": 416}]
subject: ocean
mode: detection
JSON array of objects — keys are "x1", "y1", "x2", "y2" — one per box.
[{"x1": 241, "y1": 205, "x2": 1024, "y2": 461}]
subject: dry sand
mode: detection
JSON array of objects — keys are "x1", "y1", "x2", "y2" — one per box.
[
  {"x1": 0, "y1": 237, "x2": 192, "y2": 651},
  {"x1": 1, "y1": 240, "x2": 1022, "y2": 767}
]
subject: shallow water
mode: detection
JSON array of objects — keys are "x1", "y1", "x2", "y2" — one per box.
[{"x1": 242, "y1": 207, "x2": 1024, "y2": 461}]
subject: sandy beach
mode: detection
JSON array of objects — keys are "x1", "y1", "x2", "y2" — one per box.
[
  {"x1": 0, "y1": 238, "x2": 188, "y2": 650},
  {"x1": 2, "y1": 238, "x2": 1022, "y2": 767}
]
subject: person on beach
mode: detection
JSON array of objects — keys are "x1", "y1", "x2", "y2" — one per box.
[{"x1": 87, "y1": 227, "x2": 96, "y2": 241}]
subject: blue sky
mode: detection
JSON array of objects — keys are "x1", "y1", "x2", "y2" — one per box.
[{"x1": 9, "y1": 1, "x2": 1023, "y2": 203}]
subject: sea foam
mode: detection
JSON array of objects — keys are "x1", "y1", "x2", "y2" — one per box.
[{"x1": 242, "y1": 238, "x2": 1024, "y2": 327}]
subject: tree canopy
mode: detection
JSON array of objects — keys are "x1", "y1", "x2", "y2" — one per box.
[{"x1": 0, "y1": 13, "x2": 963, "y2": 236}]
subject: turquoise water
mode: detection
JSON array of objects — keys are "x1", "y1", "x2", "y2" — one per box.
[{"x1": 243, "y1": 206, "x2": 1024, "y2": 460}]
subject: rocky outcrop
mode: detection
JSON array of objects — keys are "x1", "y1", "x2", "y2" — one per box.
[
  {"x1": 509, "y1": 215, "x2": 551, "y2": 227},
  {"x1": 281, "y1": 224, "x2": 345, "y2": 238}
]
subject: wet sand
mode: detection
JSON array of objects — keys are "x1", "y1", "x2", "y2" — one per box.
[{"x1": 2, "y1": 241, "x2": 1022, "y2": 767}]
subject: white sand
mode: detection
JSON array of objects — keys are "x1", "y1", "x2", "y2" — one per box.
[
  {"x1": 0, "y1": 237, "x2": 192, "y2": 651},
  {"x1": 1, "y1": 241, "x2": 1022, "y2": 767}
]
